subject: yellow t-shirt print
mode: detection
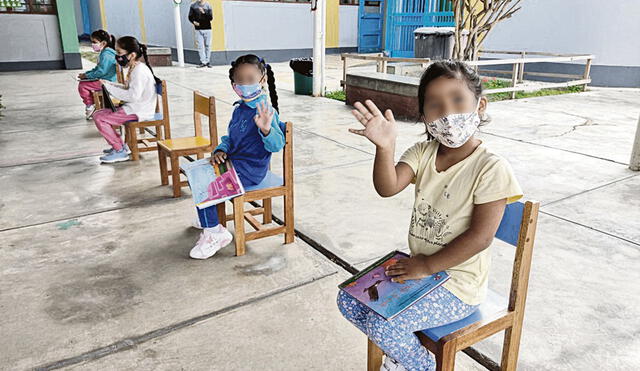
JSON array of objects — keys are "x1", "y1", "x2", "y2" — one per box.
[{"x1": 399, "y1": 140, "x2": 523, "y2": 305}]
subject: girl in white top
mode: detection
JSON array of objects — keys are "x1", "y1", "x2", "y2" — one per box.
[
  {"x1": 93, "y1": 36, "x2": 161, "y2": 164},
  {"x1": 338, "y1": 60, "x2": 522, "y2": 371}
]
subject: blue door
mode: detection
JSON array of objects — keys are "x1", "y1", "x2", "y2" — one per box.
[
  {"x1": 385, "y1": 0, "x2": 455, "y2": 57},
  {"x1": 358, "y1": 0, "x2": 385, "y2": 53}
]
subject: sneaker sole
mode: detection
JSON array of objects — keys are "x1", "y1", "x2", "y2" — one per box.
[{"x1": 100, "y1": 156, "x2": 130, "y2": 164}]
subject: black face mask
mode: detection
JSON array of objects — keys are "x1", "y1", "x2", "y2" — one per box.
[{"x1": 115, "y1": 54, "x2": 129, "y2": 67}]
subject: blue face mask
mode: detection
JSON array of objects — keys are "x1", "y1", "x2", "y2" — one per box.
[{"x1": 233, "y1": 83, "x2": 263, "y2": 101}]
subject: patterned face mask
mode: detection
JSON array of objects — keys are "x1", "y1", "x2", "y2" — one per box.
[
  {"x1": 91, "y1": 43, "x2": 102, "y2": 52},
  {"x1": 425, "y1": 100, "x2": 481, "y2": 148}
]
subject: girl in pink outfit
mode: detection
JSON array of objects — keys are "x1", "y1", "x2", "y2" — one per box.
[
  {"x1": 77, "y1": 30, "x2": 117, "y2": 120},
  {"x1": 93, "y1": 36, "x2": 161, "y2": 164}
]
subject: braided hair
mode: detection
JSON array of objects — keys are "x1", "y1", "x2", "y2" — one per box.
[
  {"x1": 116, "y1": 36, "x2": 162, "y2": 85},
  {"x1": 228, "y1": 54, "x2": 279, "y2": 113}
]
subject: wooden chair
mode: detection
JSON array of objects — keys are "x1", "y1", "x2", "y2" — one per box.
[
  {"x1": 92, "y1": 64, "x2": 125, "y2": 110},
  {"x1": 157, "y1": 91, "x2": 218, "y2": 198},
  {"x1": 367, "y1": 200, "x2": 540, "y2": 371},
  {"x1": 216, "y1": 122, "x2": 295, "y2": 256},
  {"x1": 124, "y1": 80, "x2": 171, "y2": 161}
]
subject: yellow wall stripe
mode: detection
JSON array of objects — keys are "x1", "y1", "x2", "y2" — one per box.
[
  {"x1": 137, "y1": 0, "x2": 147, "y2": 43},
  {"x1": 99, "y1": 0, "x2": 107, "y2": 30},
  {"x1": 326, "y1": 0, "x2": 339, "y2": 48},
  {"x1": 207, "y1": 0, "x2": 226, "y2": 51}
]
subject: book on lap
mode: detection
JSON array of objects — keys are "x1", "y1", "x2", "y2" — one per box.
[
  {"x1": 101, "y1": 85, "x2": 117, "y2": 112},
  {"x1": 181, "y1": 158, "x2": 245, "y2": 209},
  {"x1": 339, "y1": 250, "x2": 450, "y2": 320}
]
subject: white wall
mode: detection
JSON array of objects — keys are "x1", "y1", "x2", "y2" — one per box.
[
  {"x1": 482, "y1": 0, "x2": 640, "y2": 67},
  {"x1": 86, "y1": 1, "x2": 358, "y2": 52},
  {"x1": 339, "y1": 5, "x2": 358, "y2": 47},
  {"x1": 0, "y1": 14, "x2": 63, "y2": 62},
  {"x1": 103, "y1": 0, "x2": 142, "y2": 42},
  {"x1": 222, "y1": 1, "x2": 313, "y2": 51}
]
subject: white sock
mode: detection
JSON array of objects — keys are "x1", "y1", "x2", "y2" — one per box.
[{"x1": 205, "y1": 224, "x2": 224, "y2": 233}]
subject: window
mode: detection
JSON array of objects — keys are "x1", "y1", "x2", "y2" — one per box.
[
  {"x1": 0, "y1": 0, "x2": 56, "y2": 14},
  {"x1": 340, "y1": 0, "x2": 359, "y2": 4}
]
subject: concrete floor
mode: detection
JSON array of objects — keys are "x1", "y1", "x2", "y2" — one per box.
[{"x1": 0, "y1": 55, "x2": 639, "y2": 370}]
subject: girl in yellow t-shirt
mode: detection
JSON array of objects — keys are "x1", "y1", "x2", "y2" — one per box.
[{"x1": 338, "y1": 60, "x2": 522, "y2": 371}]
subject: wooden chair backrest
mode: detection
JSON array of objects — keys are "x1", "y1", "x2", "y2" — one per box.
[
  {"x1": 282, "y1": 121, "x2": 293, "y2": 187},
  {"x1": 193, "y1": 91, "x2": 218, "y2": 145},
  {"x1": 495, "y1": 201, "x2": 540, "y2": 313},
  {"x1": 155, "y1": 80, "x2": 168, "y2": 117}
]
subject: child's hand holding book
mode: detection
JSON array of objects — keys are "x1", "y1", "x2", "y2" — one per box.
[
  {"x1": 211, "y1": 151, "x2": 227, "y2": 165},
  {"x1": 385, "y1": 254, "x2": 432, "y2": 283}
]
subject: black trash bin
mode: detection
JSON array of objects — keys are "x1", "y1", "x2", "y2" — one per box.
[
  {"x1": 289, "y1": 58, "x2": 313, "y2": 95},
  {"x1": 414, "y1": 27, "x2": 456, "y2": 60}
]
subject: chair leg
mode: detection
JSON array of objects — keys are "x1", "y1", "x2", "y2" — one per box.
[
  {"x1": 233, "y1": 196, "x2": 246, "y2": 256},
  {"x1": 158, "y1": 149, "x2": 168, "y2": 186},
  {"x1": 500, "y1": 325, "x2": 523, "y2": 371},
  {"x1": 138, "y1": 127, "x2": 144, "y2": 135},
  {"x1": 170, "y1": 155, "x2": 181, "y2": 198},
  {"x1": 263, "y1": 198, "x2": 272, "y2": 224},
  {"x1": 367, "y1": 339, "x2": 384, "y2": 371},
  {"x1": 435, "y1": 342, "x2": 456, "y2": 371},
  {"x1": 217, "y1": 203, "x2": 227, "y2": 228},
  {"x1": 197, "y1": 151, "x2": 204, "y2": 160},
  {"x1": 284, "y1": 191, "x2": 294, "y2": 244},
  {"x1": 128, "y1": 126, "x2": 140, "y2": 161}
]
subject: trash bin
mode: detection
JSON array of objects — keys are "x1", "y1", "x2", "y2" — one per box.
[
  {"x1": 414, "y1": 27, "x2": 457, "y2": 60},
  {"x1": 289, "y1": 58, "x2": 313, "y2": 95}
]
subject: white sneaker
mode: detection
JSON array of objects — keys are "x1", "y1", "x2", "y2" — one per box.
[
  {"x1": 189, "y1": 226, "x2": 233, "y2": 259},
  {"x1": 85, "y1": 105, "x2": 95, "y2": 120},
  {"x1": 381, "y1": 356, "x2": 407, "y2": 371}
]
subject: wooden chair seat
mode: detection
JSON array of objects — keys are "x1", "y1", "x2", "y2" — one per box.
[
  {"x1": 125, "y1": 81, "x2": 171, "y2": 161},
  {"x1": 157, "y1": 91, "x2": 217, "y2": 198},
  {"x1": 216, "y1": 122, "x2": 294, "y2": 256},
  {"x1": 367, "y1": 201, "x2": 540, "y2": 371},
  {"x1": 158, "y1": 136, "x2": 211, "y2": 151},
  {"x1": 421, "y1": 289, "x2": 507, "y2": 342}
]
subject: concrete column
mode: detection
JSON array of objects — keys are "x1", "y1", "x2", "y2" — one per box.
[{"x1": 56, "y1": 0, "x2": 82, "y2": 69}]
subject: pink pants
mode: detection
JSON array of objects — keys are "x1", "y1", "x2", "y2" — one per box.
[
  {"x1": 78, "y1": 80, "x2": 103, "y2": 106},
  {"x1": 93, "y1": 108, "x2": 138, "y2": 151}
]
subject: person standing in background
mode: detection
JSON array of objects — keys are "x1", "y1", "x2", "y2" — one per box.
[{"x1": 188, "y1": 0, "x2": 213, "y2": 68}]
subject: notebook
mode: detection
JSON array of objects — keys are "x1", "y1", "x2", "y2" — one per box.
[{"x1": 101, "y1": 85, "x2": 117, "y2": 112}]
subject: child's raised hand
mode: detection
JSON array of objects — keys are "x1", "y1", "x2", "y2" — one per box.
[
  {"x1": 349, "y1": 100, "x2": 397, "y2": 150},
  {"x1": 254, "y1": 101, "x2": 274, "y2": 136},
  {"x1": 211, "y1": 151, "x2": 227, "y2": 165},
  {"x1": 384, "y1": 255, "x2": 431, "y2": 282}
]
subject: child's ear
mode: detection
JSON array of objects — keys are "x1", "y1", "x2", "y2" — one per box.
[{"x1": 478, "y1": 96, "x2": 488, "y2": 114}]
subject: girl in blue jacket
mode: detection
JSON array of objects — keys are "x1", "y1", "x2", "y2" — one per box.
[
  {"x1": 77, "y1": 30, "x2": 117, "y2": 119},
  {"x1": 190, "y1": 54, "x2": 285, "y2": 260}
]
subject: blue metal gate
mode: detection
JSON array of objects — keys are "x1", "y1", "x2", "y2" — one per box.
[
  {"x1": 384, "y1": 0, "x2": 455, "y2": 57},
  {"x1": 358, "y1": 0, "x2": 385, "y2": 53}
]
